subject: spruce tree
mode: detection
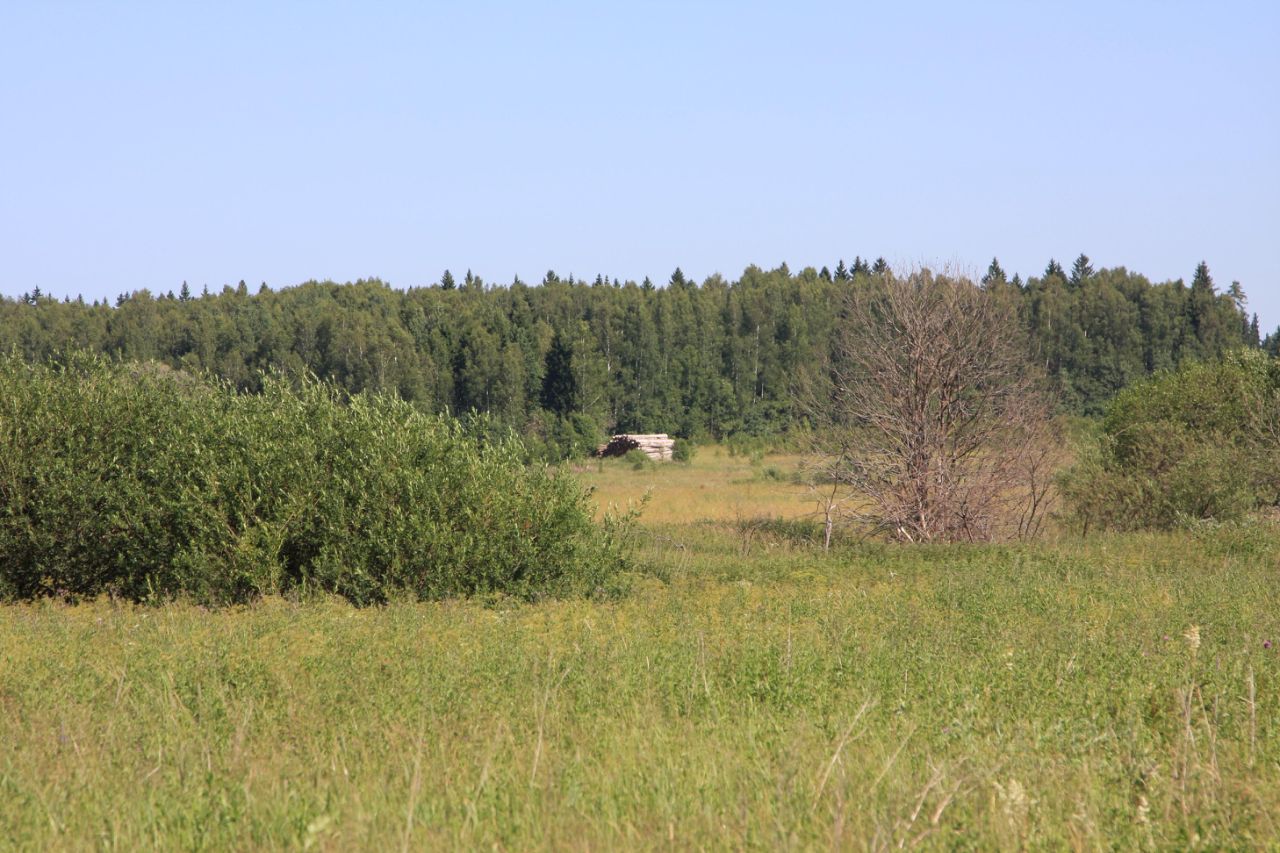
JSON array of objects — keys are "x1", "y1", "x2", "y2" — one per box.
[
  {"x1": 834, "y1": 260, "x2": 849, "y2": 281},
  {"x1": 179, "y1": 281, "x2": 191, "y2": 302},
  {"x1": 852, "y1": 256, "x2": 871, "y2": 276},
  {"x1": 540, "y1": 331, "x2": 577, "y2": 416},
  {"x1": 441, "y1": 269, "x2": 456, "y2": 290},
  {"x1": 871, "y1": 257, "x2": 889, "y2": 276},
  {"x1": 1187, "y1": 261, "x2": 1220, "y2": 349},
  {"x1": 1069, "y1": 253, "x2": 1094, "y2": 287},
  {"x1": 982, "y1": 257, "x2": 1007, "y2": 288},
  {"x1": 1044, "y1": 259, "x2": 1066, "y2": 281}
]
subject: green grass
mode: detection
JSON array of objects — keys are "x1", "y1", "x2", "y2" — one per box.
[{"x1": 3, "y1": 452, "x2": 1280, "y2": 849}]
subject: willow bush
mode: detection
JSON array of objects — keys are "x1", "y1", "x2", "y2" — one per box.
[
  {"x1": 1061, "y1": 350, "x2": 1280, "y2": 531},
  {"x1": 0, "y1": 355, "x2": 625, "y2": 604}
]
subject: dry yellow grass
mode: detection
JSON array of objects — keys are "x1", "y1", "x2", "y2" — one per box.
[{"x1": 574, "y1": 446, "x2": 814, "y2": 524}]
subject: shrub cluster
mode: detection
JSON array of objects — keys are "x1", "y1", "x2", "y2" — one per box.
[
  {"x1": 0, "y1": 356, "x2": 625, "y2": 604},
  {"x1": 1061, "y1": 350, "x2": 1280, "y2": 531}
]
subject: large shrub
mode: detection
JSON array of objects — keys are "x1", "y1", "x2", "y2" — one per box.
[
  {"x1": 0, "y1": 355, "x2": 625, "y2": 604},
  {"x1": 1061, "y1": 350, "x2": 1280, "y2": 531}
]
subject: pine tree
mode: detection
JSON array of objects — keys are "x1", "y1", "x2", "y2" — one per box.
[
  {"x1": 179, "y1": 281, "x2": 191, "y2": 302},
  {"x1": 982, "y1": 257, "x2": 1007, "y2": 288},
  {"x1": 441, "y1": 269, "x2": 456, "y2": 290},
  {"x1": 1011, "y1": 273, "x2": 1023, "y2": 289},
  {"x1": 641, "y1": 277, "x2": 654, "y2": 292},
  {"x1": 1044, "y1": 259, "x2": 1066, "y2": 281},
  {"x1": 670, "y1": 267, "x2": 687, "y2": 288},
  {"x1": 1250, "y1": 313, "x2": 1261, "y2": 346},
  {"x1": 871, "y1": 257, "x2": 889, "y2": 276},
  {"x1": 852, "y1": 256, "x2": 871, "y2": 276},
  {"x1": 834, "y1": 260, "x2": 849, "y2": 281},
  {"x1": 819, "y1": 266, "x2": 832, "y2": 282},
  {"x1": 1069, "y1": 253, "x2": 1094, "y2": 287}
]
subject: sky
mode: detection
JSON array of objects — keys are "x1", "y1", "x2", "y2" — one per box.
[{"x1": 3, "y1": 1, "x2": 1278, "y2": 328}]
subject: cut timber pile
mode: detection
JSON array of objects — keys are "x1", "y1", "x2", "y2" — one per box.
[{"x1": 595, "y1": 434, "x2": 675, "y2": 462}]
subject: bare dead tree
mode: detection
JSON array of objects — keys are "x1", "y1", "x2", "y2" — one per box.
[
  {"x1": 805, "y1": 267, "x2": 1059, "y2": 543},
  {"x1": 798, "y1": 451, "x2": 858, "y2": 552}
]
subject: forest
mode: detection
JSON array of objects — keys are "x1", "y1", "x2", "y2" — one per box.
[{"x1": 1, "y1": 255, "x2": 1262, "y2": 454}]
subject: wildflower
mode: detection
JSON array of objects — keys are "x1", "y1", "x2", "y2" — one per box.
[
  {"x1": 1183, "y1": 624, "x2": 1201, "y2": 652},
  {"x1": 1265, "y1": 640, "x2": 1273, "y2": 650}
]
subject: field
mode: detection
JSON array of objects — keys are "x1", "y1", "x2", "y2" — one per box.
[{"x1": 2, "y1": 450, "x2": 1279, "y2": 850}]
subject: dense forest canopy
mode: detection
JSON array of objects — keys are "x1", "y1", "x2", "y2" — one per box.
[{"x1": 1, "y1": 257, "x2": 1261, "y2": 450}]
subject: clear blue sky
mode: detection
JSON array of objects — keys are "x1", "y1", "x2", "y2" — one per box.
[{"x1": 3, "y1": 2, "x2": 1277, "y2": 328}]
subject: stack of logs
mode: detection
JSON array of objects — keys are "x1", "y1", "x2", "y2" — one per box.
[{"x1": 595, "y1": 434, "x2": 675, "y2": 462}]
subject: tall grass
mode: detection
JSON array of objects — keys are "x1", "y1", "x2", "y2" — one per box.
[{"x1": 1, "y1": 528, "x2": 1277, "y2": 849}]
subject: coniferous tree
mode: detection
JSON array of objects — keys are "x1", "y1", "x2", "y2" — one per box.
[
  {"x1": 834, "y1": 260, "x2": 849, "y2": 281},
  {"x1": 540, "y1": 331, "x2": 578, "y2": 416},
  {"x1": 819, "y1": 266, "x2": 832, "y2": 282},
  {"x1": 179, "y1": 281, "x2": 191, "y2": 302},
  {"x1": 1069, "y1": 254, "x2": 1094, "y2": 287},
  {"x1": 1187, "y1": 261, "x2": 1221, "y2": 350},
  {"x1": 0, "y1": 257, "x2": 1260, "y2": 448},
  {"x1": 1045, "y1": 259, "x2": 1066, "y2": 281},
  {"x1": 441, "y1": 269, "x2": 456, "y2": 290},
  {"x1": 982, "y1": 257, "x2": 1007, "y2": 288},
  {"x1": 852, "y1": 256, "x2": 871, "y2": 276},
  {"x1": 871, "y1": 257, "x2": 889, "y2": 276}
]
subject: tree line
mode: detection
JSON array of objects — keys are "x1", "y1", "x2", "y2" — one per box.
[{"x1": 1, "y1": 256, "x2": 1261, "y2": 452}]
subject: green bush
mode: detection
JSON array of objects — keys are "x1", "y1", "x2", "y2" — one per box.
[
  {"x1": 624, "y1": 448, "x2": 653, "y2": 471},
  {"x1": 671, "y1": 437, "x2": 696, "y2": 463},
  {"x1": 1061, "y1": 350, "x2": 1280, "y2": 531},
  {"x1": 0, "y1": 355, "x2": 627, "y2": 604}
]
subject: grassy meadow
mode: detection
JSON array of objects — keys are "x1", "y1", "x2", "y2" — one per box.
[{"x1": 3, "y1": 449, "x2": 1280, "y2": 850}]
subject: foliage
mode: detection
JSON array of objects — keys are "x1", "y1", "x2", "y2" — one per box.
[
  {"x1": 0, "y1": 355, "x2": 625, "y2": 604},
  {"x1": 623, "y1": 448, "x2": 654, "y2": 471},
  {"x1": 0, "y1": 259, "x2": 1258, "y2": 449},
  {"x1": 1061, "y1": 350, "x2": 1280, "y2": 530}
]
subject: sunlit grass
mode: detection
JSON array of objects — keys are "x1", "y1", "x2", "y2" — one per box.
[
  {"x1": 577, "y1": 445, "x2": 813, "y2": 524},
  {"x1": 2, "y1": 449, "x2": 1278, "y2": 849}
]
